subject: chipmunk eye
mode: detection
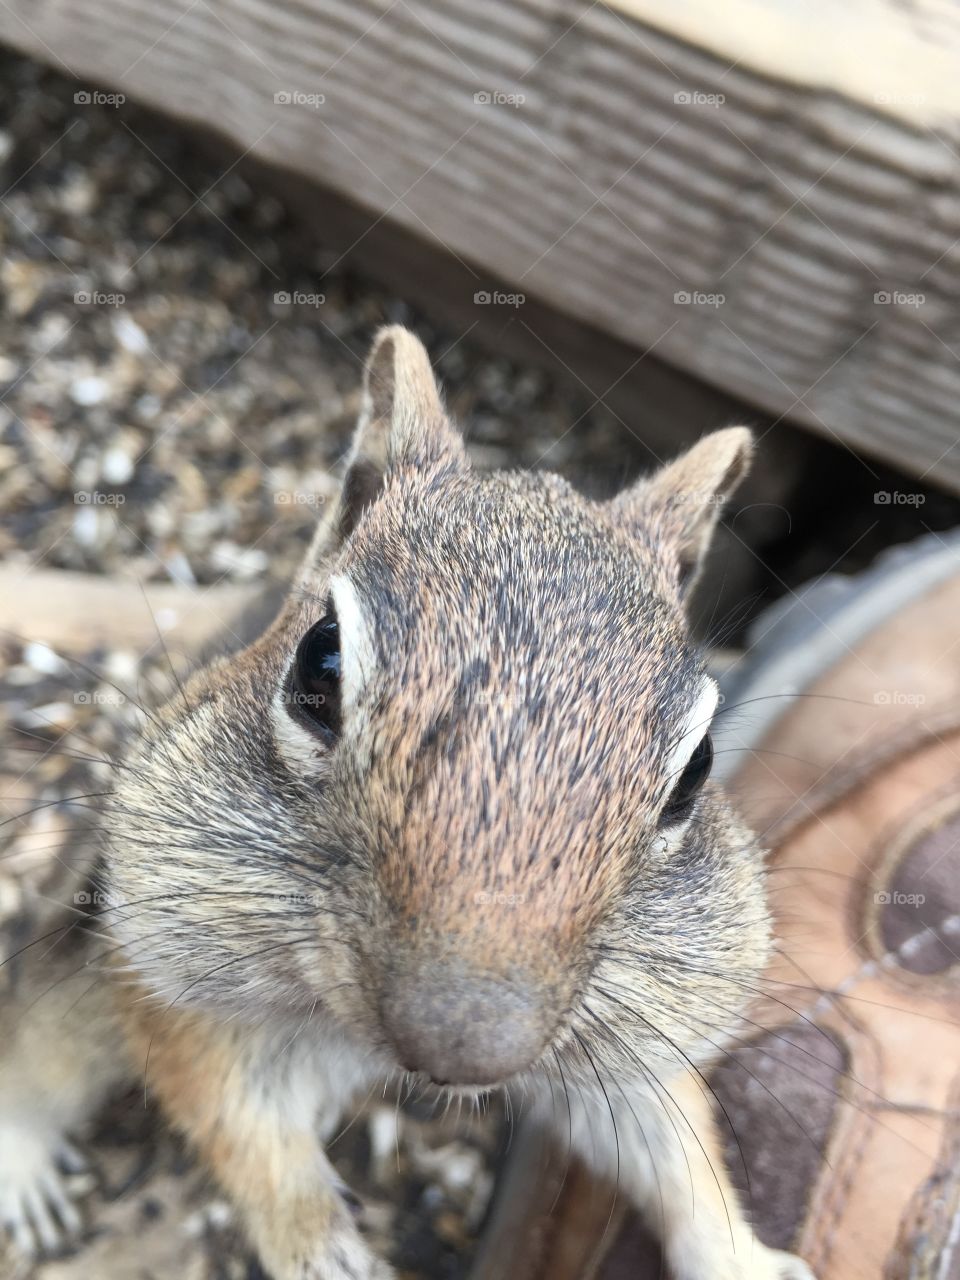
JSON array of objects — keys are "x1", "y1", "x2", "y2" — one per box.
[
  {"x1": 660, "y1": 733, "x2": 713, "y2": 825},
  {"x1": 289, "y1": 610, "x2": 341, "y2": 739}
]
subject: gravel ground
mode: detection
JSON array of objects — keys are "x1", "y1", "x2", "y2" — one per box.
[{"x1": 0, "y1": 52, "x2": 633, "y2": 597}]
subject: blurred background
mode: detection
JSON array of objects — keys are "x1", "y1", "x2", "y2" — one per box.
[{"x1": 1, "y1": 2, "x2": 959, "y2": 1277}]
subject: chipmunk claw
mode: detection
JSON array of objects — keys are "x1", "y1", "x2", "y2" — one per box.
[
  {"x1": 298, "y1": 1249, "x2": 395, "y2": 1280},
  {"x1": 767, "y1": 1250, "x2": 816, "y2": 1280},
  {"x1": 0, "y1": 1124, "x2": 87, "y2": 1258},
  {"x1": 270, "y1": 1200, "x2": 396, "y2": 1280},
  {"x1": 739, "y1": 1245, "x2": 816, "y2": 1280},
  {"x1": 672, "y1": 1242, "x2": 816, "y2": 1280},
  {"x1": 301, "y1": 1239, "x2": 396, "y2": 1280}
]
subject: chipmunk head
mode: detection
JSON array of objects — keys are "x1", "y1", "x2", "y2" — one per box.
[{"x1": 108, "y1": 327, "x2": 770, "y2": 1091}]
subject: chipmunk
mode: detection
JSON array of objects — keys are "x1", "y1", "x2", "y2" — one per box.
[{"x1": 0, "y1": 326, "x2": 815, "y2": 1280}]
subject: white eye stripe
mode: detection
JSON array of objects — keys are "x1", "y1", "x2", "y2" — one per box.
[
  {"x1": 271, "y1": 686, "x2": 334, "y2": 770},
  {"x1": 665, "y1": 679, "x2": 718, "y2": 785},
  {"x1": 270, "y1": 574, "x2": 375, "y2": 779},
  {"x1": 328, "y1": 573, "x2": 376, "y2": 707}
]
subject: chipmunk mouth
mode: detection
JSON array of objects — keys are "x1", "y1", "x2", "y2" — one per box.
[
  {"x1": 405, "y1": 1073, "x2": 498, "y2": 1100},
  {"x1": 399, "y1": 1065, "x2": 539, "y2": 1104}
]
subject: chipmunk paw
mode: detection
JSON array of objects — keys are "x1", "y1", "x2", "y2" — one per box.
[
  {"x1": 266, "y1": 1195, "x2": 395, "y2": 1280},
  {"x1": 764, "y1": 1249, "x2": 816, "y2": 1280},
  {"x1": 0, "y1": 1121, "x2": 87, "y2": 1258},
  {"x1": 297, "y1": 1237, "x2": 396, "y2": 1280},
  {"x1": 735, "y1": 1244, "x2": 816, "y2": 1280},
  {"x1": 671, "y1": 1240, "x2": 816, "y2": 1280}
]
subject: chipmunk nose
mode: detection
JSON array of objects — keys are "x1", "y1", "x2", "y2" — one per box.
[{"x1": 383, "y1": 960, "x2": 546, "y2": 1086}]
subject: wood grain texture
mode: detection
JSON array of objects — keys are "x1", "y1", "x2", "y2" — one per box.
[
  {"x1": 2, "y1": 0, "x2": 959, "y2": 488},
  {"x1": 0, "y1": 568, "x2": 253, "y2": 651}
]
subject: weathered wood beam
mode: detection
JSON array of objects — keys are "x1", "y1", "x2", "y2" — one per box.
[{"x1": 1, "y1": 1, "x2": 957, "y2": 487}]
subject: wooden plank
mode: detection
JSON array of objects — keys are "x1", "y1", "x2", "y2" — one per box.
[
  {"x1": 0, "y1": 568, "x2": 254, "y2": 653},
  {"x1": 2, "y1": 0, "x2": 958, "y2": 488},
  {"x1": 613, "y1": 0, "x2": 960, "y2": 119}
]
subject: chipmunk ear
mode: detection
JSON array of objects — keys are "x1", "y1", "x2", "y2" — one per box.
[
  {"x1": 339, "y1": 325, "x2": 466, "y2": 535},
  {"x1": 610, "y1": 428, "x2": 752, "y2": 591}
]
